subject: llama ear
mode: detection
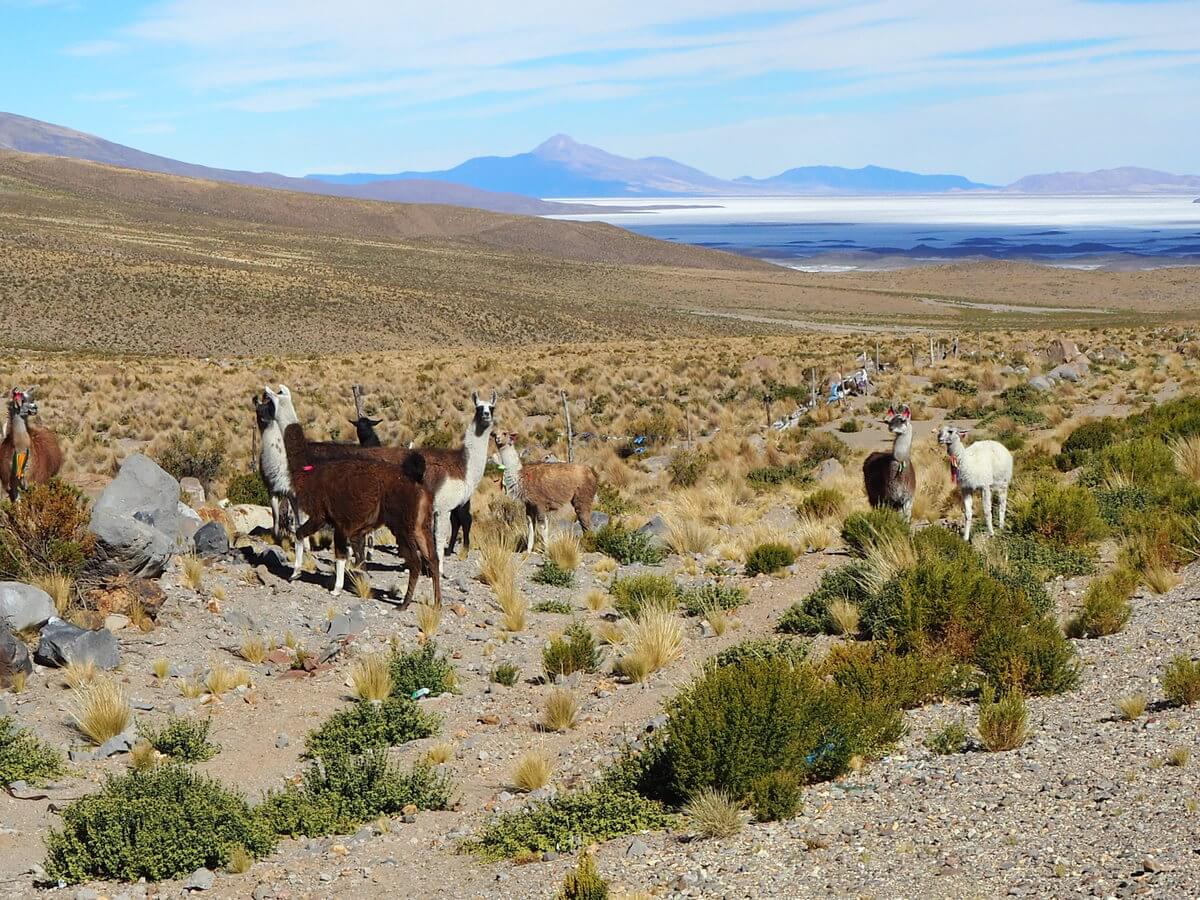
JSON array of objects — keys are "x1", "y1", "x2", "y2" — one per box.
[
  {"x1": 367, "y1": 417, "x2": 382, "y2": 427},
  {"x1": 886, "y1": 406, "x2": 895, "y2": 417},
  {"x1": 278, "y1": 384, "x2": 290, "y2": 396},
  {"x1": 901, "y1": 406, "x2": 911, "y2": 419},
  {"x1": 25, "y1": 386, "x2": 37, "y2": 398},
  {"x1": 491, "y1": 390, "x2": 497, "y2": 407},
  {"x1": 263, "y1": 384, "x2": 276, "y2": 399},
  {"x1": 471, "y1": 391, "x2": 479, "y2": 406}
]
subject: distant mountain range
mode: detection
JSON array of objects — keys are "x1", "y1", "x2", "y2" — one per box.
[{"x1": 4, "y1": 112, "x2": 1199, "y2": 214}]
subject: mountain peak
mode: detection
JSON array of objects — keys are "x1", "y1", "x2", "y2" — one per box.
[{"x1": 532, "y1": 134, "x2": 585, "y2": 156}]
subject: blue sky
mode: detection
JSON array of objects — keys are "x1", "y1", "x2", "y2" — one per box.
[{"x1": 2, "y1": 0, "x2": 1198, "y2": 183}]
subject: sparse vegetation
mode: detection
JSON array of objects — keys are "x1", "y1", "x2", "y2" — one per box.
[
  {"x1": 1162, "y1": 655, "x2": 1200, "y2": 707},
  {"x1": 304, "y1": 695, "x2": 439, "y2": 759},
  {"x1": 685, "y1": 787, "x2": 744, "y2": 838},
  {"x1": 140, "y1": 715, "x2": 218, "y2": 762},
  {"x1": 743, "y1": 541, "x2": 795, "y2": 576},
  {"x1": 977, "y1": 686, "x2": 1030, "y2": 752},
  {"x1": 0, "y1": 716, "x2": 65, "y2": 786},
  {"x1": 543, "y1": 622, "x2": 602, "y2": 678}
]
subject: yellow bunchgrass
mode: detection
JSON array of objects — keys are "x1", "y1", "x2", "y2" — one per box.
[
  {"x1": 8, "y1": 671, "x2": 27, "y2": 693},
  {"x1": 828, "y1": 599, "x2": 861, "y2": 637},
  {"x1": 205, "y1": 663, "x2": 251, "y2": 697},
  {"x1": 663, "y1": 512, "x2": 717, "y2": 556},
  {"x1": 350, "y1": 571, "x2": 373, "y2": 600},
  {"x1": 414, "y1": 601, "x2": 443, "y2": 639},
  {"x1": 584, "y1": 589, "x2": 609, "y2": 612},
  {"x1": 596, "y1": 621, "x2": 626, "y2": 645},
  {"x1": 350, "y1": 654, "x2": 393, "y2": 702},
  {"x1": 541, "y1": 688, "x2": 579, "y2": 732},
  {"x1": 129, "y1": 740, "x2": 160, "y2": 771},
  {"x1": 702, "y1": 603, "x2": 731, "y2": 636},
  {"x1": 181, "y1": 554, "x2": 204, "y2": 590},
  {"x1": 477, "y1": 523, "x2": 518, "y2": 587},
  {"x1": 33, "y1": 573, "x2": 74, "y2": 616},
  {"x1": 1171, "y1": 436, "x2": 1200, "y2": 482},
  {"x1": 795, "y1": 516, "x2": 837, "y2": 553},
  {"x1": 179, "y1": 678, "x2": 203, "y2": 698},
  {"x1": 1144, "y1": 560, "x2": 1181, "y2": 595},
  {"x1": 1117, "y1": 693, "x2": 1147, "y2": 721},
  {"x1": 226, "y1": 845, "x2": 254, "y2": 875},
  {"x1": 858, "y1": 532, "x2": 917, "y2": 597},
  {"x1": 617, "y1": 608, "x2": 683, "y2": 682},
  {"x1": 685, "y1": 788, "x2": 744, "y2": 838},
  {"x1": 510, "y1": 749, "x2": 554, "y2": 792},
  {"x1": 283, "y1": 630, "x2": 299, "y2": 649},
  {"x1": 63, "y1": 659, "x2": 100, "y2": 690},
  {"x1": 426, "y1": 741, "x2": 455, "y2": 764},
  {"x1": 71, "y1": 678, "x2": 132, "y2": 746},
  {"x1": 239, "y1": 634, "x2": 268, "y2": 664},
  {"x1": 151, "y1": 657, "x2": 170, "y2": 680},
  {"x1": 546, "y1": 531, "x2": 582, "y2": 571},
  {"x1": 492, "y1": 569, "x2": 528, "y2": 633},
  {"x1": 592, "y1": 557, "x2": 618, "y2": 577}
]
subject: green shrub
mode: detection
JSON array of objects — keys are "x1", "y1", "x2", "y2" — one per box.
[
  {"x1": 155, "y1": 431, "x2": 225, "y2": 486},
  {"x1": 543, "y1": 622, "x2": 602, "y2": 678},
  {"x1": 389, "y1": 642, "x2": 456, "y2": 697},
  {"x1": 776, "y1": 563, "x2": 869, "y2": 635},
  {"x1": 744, "y1": 542, "x2": 796, "y2": 576},
  {"x1": 667, "y1": 450, "x2": 708, "y2": 488},
  {"x1": 1081, "y1": 437, "x2": 1175, "y2": 490},
  {"x1": 974, "y1": 616, "x2": 1080, "y2": 695},
  {"x1": 224, "y1": 471, "x2": 270, "y2": 506},
  {"x1": 140, "y1": 716, "x2": 218, "y2": 762},
  {"x1": 0, "y1": 479, "x2": 96, "y2": 582},
  {"x1": 465, "y1": 781, "x2": 673, "y2": 860},
  {"x1": 304, "y1": 696, "x2": 438, "y2": 759},
  {"x1": 840, "y1": 508, "x2": 909, "y2": 558},
  {"x1": 994, "y1": 384, "x2": 1046, "y2": 426},
  {"x1": 1055, "y1": 418, "x2": 1124, "y2": 470},
  {"x1": 977, "y1": 685, "x2": 1030, "y2": 751},
  {"x1": 595, "y1": 484, "x2": 632, "y2": 517},
  {"x1": 679, "y1": 582, "x2": 746, "y2": 617},
  {"x1": 803, "y1": 432, "x2": 850, "y2": 466},
  {"x1": 796, "y1": 487, "x2": 844, "y2": 520},
  {"x1": 589, "y1": 521, "x2": 665, "y2": 566},
  {"x1": 838, "y1": 418, "x2": 861, "y2": 434},
  {"x1": 661, "y1": 657, "x2": 903, "y2": 802},
  {"x1": 1162, "y1": 655, "x2": 1200, "y2": 706},
  {"x1": 925, "y1": 720, "x2": 968, "y2": 755},
  {"x1": 532, "y1": 560, "x2": 575, "y2": 588},
  {"x1": 997, "y1": 533, "x2": 1095, "y2": 580},
  {"x1": 258, "y1": 753, "x2": 453, "y2": 838},
  {"x1": 490, "y1": 663, "x2": 521, "y2": 687},
  {"x1": 0, "y1": 716, "x2": 65, "y2": 786},
  {"x1": 1008, "y1": 482, "x2": 1106, "y2": 548},
  {"x1": 44, "y1": 765, "x2": 275, "y2": 884},
  {"x1": 554, "y1": 852, "x2": 609, "y2": 900},
  {"x1": 931, "y1": 377, "x2": 977, "y2": 396},
  {"x1": 610, "y1": 573, "x2": 677, "y2": 618},
  {"x1": 825, "y1": 644, "x2": 966, "y2": 709},
  {"x1": 1095, "y1": 484, "x2": 1154, "y2": 528},
  {"x1": 1066, "y1": 568, "x2": 1137, "y2": 638},
  {"x1": 533, "y1": 598, "x2": 573, "y2": 614},
  {"x1": 709, "y1": 637, "x2": 808, "y2": 670},
  {"x1": 748, "y1": 770, "x2": 802, "y2": 822},
  {"x1": 746, "y1": 461, "x2": 811, "y2": 489}
]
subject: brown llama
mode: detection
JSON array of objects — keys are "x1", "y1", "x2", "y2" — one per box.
[
  {"x1": 0, "y1": 387, "x2": 63, "y2": 501},
  {"x1": 266, "y1": 389, "x2": 441, "y2": 605},
  {"x1": 494, "y1": 432, "x2": 598, "y2": 550},
  {"x1": 862, "y1": 405, "x2": 917, "y2": 522}
]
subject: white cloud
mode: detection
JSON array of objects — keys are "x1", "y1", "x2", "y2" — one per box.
[
  {"x1": 63, "y1": 38, "x2": 124, "y2": 56},
  {"x1": 75, "y1": 90, "x2": 136, "y2": 103}
]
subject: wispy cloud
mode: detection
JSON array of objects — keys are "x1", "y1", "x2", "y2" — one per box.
[
  {"x1": 75, "y1": 90, "x2": 136, "y2": 103},
  {"x1": 63, "y1": 38, "x2": 124, "y2": 57}
]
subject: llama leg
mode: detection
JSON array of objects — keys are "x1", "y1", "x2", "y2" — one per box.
[
  {"x1": 270, "y1": 494, "x2": 282, "y2": 539},
  {"x1": 401, "y1": 540, "x2": 419, "y2": 607},
  {"x1": 446, "y1": 508, "x2": 461, "y2": 556},
  {"x1": 961, "y1": 491, "x2": 974, "y2": 541},
  {"x1": 902, "y1": 497, "x2": 913, "y2": 523},
  {"x1": 331, "y1": 532, "x2": 349, "y2": 596},
  {"x1": 460, "y1": 503, "x2": 472, "y2": 551},
  {"x1": 982, "y1": 485, "x2": 994, "y2": 536},
  {"x1": 526, "y1": 512, "x2": 536, "y2": 554},
  {"x1": 573, "y1": 496, "x2": 592, "y2": 533},
  {"x1": 998, "y1": 486, "x2": 1009, "y2": 530},
  {"x1": 433, "y1": 509, "x2": 451, "y2": 573},
  {"x1": 540, "y1": 515, "x2": 550, "y2": 553}
]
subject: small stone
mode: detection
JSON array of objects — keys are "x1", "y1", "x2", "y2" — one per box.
[
  {"x1": 69, "y1": 749, "x2": 93, "y2": 763},
  {"x1": 625, "y1": 837, "x2": 650, "y2": 858},
  {"x1": 275, "y1": 733, "x2": 291, "y2": 749},
  {"x1": 185, "y1": 867, "x2": 215, "y2": 891}
]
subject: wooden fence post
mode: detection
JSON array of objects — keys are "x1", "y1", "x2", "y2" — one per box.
[{"x1": 560, "y1": 390, "x2": 574, "y2": 463}]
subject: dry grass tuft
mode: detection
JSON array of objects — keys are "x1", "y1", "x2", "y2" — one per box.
[
  {"x1": 828, "y1": 599, "x2": 861, "y2": 637},
  {"x1": 685, "y1": 788, "x2": 744, "y2": 838},
  {"x1": 858, "y1": 532, "x2": 917, "y2": 597},
  {"x1": 63, "y1": 659, "x2": 99, "y2": 690},
  {"x1": 541, "y1": 688, "x2": 579, "y2": 732},
  {"x1": 414, "y1": 601, "x2": 443, "y2": 639},
  {"x1": 350, "y1": 571, "x2": 374, "y2": 600},
  {"x1": 511, "y1": 749, "x2": 554, "y2": 792},
  {"x1": 71, "y1": 678, "x2": 132, "y2": 745},
  {"x1": 663, "y1": 512, "x2": 717, "y2": 556},
  {"x1": 350, "y1": 653, "x2": 393, "y2": 702},
  {"x1": 129, "y1": 740, "x2": 160, "y2": 771},
  {"x1": 795, "y1": 516, "x2": 837, "y2": 553},
  {"x1": 1167, "y1": 746, "x2": 1191, "y2": 768},
  {"x1": 477, "y1": 524, "x2": 518, "y2": 587},
  {"x1": 493, "y1": 569, "x2": 529, "y2": 633},
  {"x1": 181, "y1": 554, "x2": 204, "y2": 591},
  {"x1": 205, "y1": 663, "x2": 251, "y2": 697},
  {"x1": 1171, "y1": 436, "x2": 1200, "y2": 483},
  {"x1": 585, "y1": 589, "x2": 610, "y2": 613},
  {"x1": 1116, "y1": 693, "x2": 1147, "y2": 721},
  {"x1": 426, "y1": 741, "x2": 455, "y2": 764},
  {"x1": 616, "y1": 608, "x2": 683, "y2": 682},
  {"x1": 1144, "y1": 561, "x2": 1181, "y2": 595},
  {"x1": 546, "y1": 531, "x2": 582, "y2": 571},
  {"x1": 179, "y1": 678, "x2": 204, "y2": 698},
  {"x1": 33, "y1": 573, "x2": 74, "y2": 616}
]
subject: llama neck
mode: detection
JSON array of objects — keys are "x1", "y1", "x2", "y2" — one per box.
[
  {"x1": 9, "y1": 413, "x2": 30, "y2": 452},
  {"x1": 282, "y1": 423, "x2": 311, "y2": 471},
  {"x1": 461, "y1": 420, "x2": 492, "y2": 489},
  {"x1": 499, "y1": 445, "x2": 523, "y2": 494},
  {"x1": 892, "y1": 428, "x2": 913, "y2": 462}
]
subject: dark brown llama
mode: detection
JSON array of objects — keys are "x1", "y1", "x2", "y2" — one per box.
[
  {"x1": 862, "y1": 405, "x2": 917, "y2": 522},
  {"x1": 279, "y1": 419, "x2": 441, "y2": 606},
  {"x1": 0, "y1": 387, "x2": 62, "y2": 501}
]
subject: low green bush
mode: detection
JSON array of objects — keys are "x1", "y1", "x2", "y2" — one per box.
[
  {"x1": 595, "y1": 484, "x2": 633, "y2": 517},
  {"x1": 609, "y1": 573, "x2": 677, "y2": 618},
  {"x1": 140, "y1": 715, "x2": 218, "y2": 762},
  {"x1": 0, "y1": 479, "x2": 96, "y2": 582},
  {"x1": 748, "y1": 770, "x2": 802, "y2": 822},
  {"x1": 840, "y1": 508, "x2": 909, "y2": 558},
  {"x1": 543, "y1": 622, "x2": 602, "y2": 677},
  {"x1": 490, "y1": 663, "x2": 521, "y2": 686},
  {"x1": 1066, "y1": 567, "x2": 1137, "y2": 638},
  {"x1": 838, "y1": 419, "x2": 861, "y2": 434},
  {"x1": 1162, "y1": 654, "x2": 1200, "y2": 707},
  {"x1": 224, "y1": 470, "x2": 270, "y2": 506},
  {"x1": 304, "y1": 696, "x2": 438, "y2": 759},
  {"x1": 555, "y1": 852, "x2": 610, "y2": 900},
  {"x1": 709, "y1": 637, "x2": 808, "y2": 670},
  {"x1": 532, "y1": 560, "x2": 575, "y2": 588},
  {"x1": 533, "y1": 598, "x2": 574, "y2": 614},
  {"x1": 464, "y1": 780, "x2": 673, "y2": 860},
  {"x1": 802, "y1": 433, "x2": 850, "y2": 466},
  {"x1": 44, "y1": 765, "x2": 275, "y2": 884},
  {"x1": 776, "y1": 563, "x2": 869, "y2": 635},
  {"x1": 589, "y1": 521, "x2": 665, "y2": 566},
  {"x1": 667, "y1": 450, "x2": 709, "y2": 488},
  {"x1": 746, "y1": 462, "x2": 812, "y2": 490},
  {"x1": 925, "y1": 720, "x2": 968, "y2": 755},
  {"x1": 744, "y1": 542, "x2": 796, "y2": 576},
  {"x1": 155, "y1": 431, "x2": 225, "y2": 486},
  {"x1": 824, "y1": 644, "x2": 967, "y2": 710},
  {"x1": 1008, "y1": 482, "x2": 1106, "y2": 548},
  {"x1": 679, "y1": 582, "x2": 746, "y2": 617},
  {"x1": 796, "y1": 487, "x2": 845, "y2": 520},
  {"x1": 1055, "y1": 418, "x2": 1124, "y2": 470},
  {"x1": 258, "y1": 753, "x2": 453, "y2": 838},
  {"x1": 997, "y1": 533, "x2": 1096, "y2": 580},
  {"x1": 1081, "y1": 437, "x2": 1175, "y2": 491},
  {"x1": 389, "y1": 643, "x2": 456, "y2": 697},
  {"x1": 1095, "y1": 484, "x2": 1154, "y2": 528},
  {"x1": 0, "y1": 716, "x2": 65, "y2": 786}
]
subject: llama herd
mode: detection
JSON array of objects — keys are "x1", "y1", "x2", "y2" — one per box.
[{"x1": 0, "y1": 381, "x2": 1014, "y2": 603}]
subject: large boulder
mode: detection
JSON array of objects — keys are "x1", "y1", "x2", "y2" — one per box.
[
  {"x1": 0, "y1": 625, "x2": 32, "y2": 688},
  {"x1": 179, "y1": 477, "x2": 206, "y2": 508},
  {"x1": 0, "y1": 582, "x2": 55, "y2": 631},
  {"x1": 814, "y1": 458, "x2": 845, "y2": 484},
  {"x1": 1028, "y1": 375, "x2": 1054, "y2": 392},
  {"x1": 1047, "y1": 338, "x2": 1081, "y2": 366},
  {"x1": 89, "y1": 454, "x2": 196, "y2": 577},
  {"x1": 226, "y1": 504, "x2": 274, "y2": 537},
  {"x1": 35, "y1": 618, "x2": 120, "y2": 670},
  {"x1": 1048, "y1": 364, "x2": 1085, "y2": 383}
]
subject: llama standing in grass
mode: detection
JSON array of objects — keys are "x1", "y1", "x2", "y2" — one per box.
[
  {"x1": 1, "y1": 387, "x2": 62, "y2": 501},
  {"x1": 254, "y1": 391, "x2": 294, "y2": 539},
  {"x1": 937, "y1": 425, "x2": 1013, "y2": 541},
  {"x1": 494, "y1": 431, "x2": 598, "y2": 551},
  {"x1": 862, "y1": 405, "x2": 916, "y2": 522}
]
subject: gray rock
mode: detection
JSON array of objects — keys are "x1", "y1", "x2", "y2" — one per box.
[
  {"x1": 0, "y1": 625, "x2": 33, "y2": 687},
  {"x1": 324, "y1": 605, "x2": 366, "y2": 640},
  {"x1": 814, "y1": 458, "x2": 845, "y2": 484},
  {"x1": 224, "y1": 609, "x2": 261, "y2": 633},
  {"x1": 179, "y1": 477, "x2": 206, "y2": 508},
  {"x1": 35, "y1": 618, "x2": 121, "y2": 669},
  {"x1": 185, "y1": 867, "x2": 215, "y2": 891},
  {"x1": 69, "y1": 749, "x2": 93, "y2": 763},
  {"x1": 95, "y1": 728, "x2": 136, "y2": 758},
  {"x1": 1028, "y1": 375, "x2": 1054, "y2": 392},
  {"x1": 637, "y1": 514, "x2": 670, "y2": 544},
  {"x1": 0, "y1": 697, "x2": 8, "y2": 716},
  {"x1": 640, "y1": 454, "x2": 670, "y2": 476},
  {"x1": 0, "y1": 582, "x2": 55, "y2": 631},
  {"x1": 74, "y1": 889, "x2": 100, "y2": 900},
  {"x1": 626, "y1": 837, "x2": 650, "y2": 858},
  {"x1": 1048, "y1": 364, "x2": 1084, "y2": 383},
  {"x1": 89, "y1": 454, "x2": 194, "y2": 577},
  {"x1": 193, "y1": 521, "x2": 230, "y2": 558},
  {"x1": 275, "y1": 733, "x2": 290, "y2": 749}
]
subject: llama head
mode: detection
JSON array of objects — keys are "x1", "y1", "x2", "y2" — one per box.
[
  {"x1": 350, "y1": 416, "x2": 383, "y2": 444},
  {"x1": 937, "y1": 425, "x2": 967, "y2": 447},
  {"x1": 884, "y1": 405, "x2": 911, "y2": 435},
  {"x1": 470, "y1": 390, "x2": 497, "y2": 437},
  {"x1": 264, "y1": 384, "x2": 300, "y2": 428},
  {"x1": 253, "y1": 392, "x2": 274, "y2": 431},
  {"x1": 9, "y1": 387, "x2": 37, "y2": 419}
]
